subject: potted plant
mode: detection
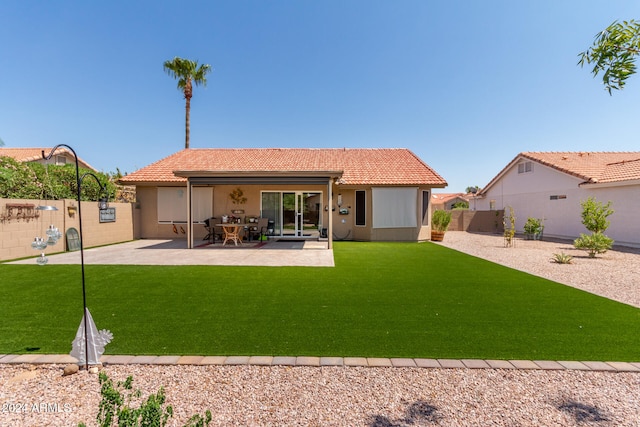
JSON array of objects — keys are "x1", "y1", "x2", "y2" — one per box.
[
  {"x1": 431, "y1": 210, "x2": 452, "y2": 242},
  {"x1": 523, "y1": 217, "x2": 544, "y2": 240}
]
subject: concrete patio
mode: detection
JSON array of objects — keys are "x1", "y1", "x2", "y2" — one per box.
[{"x1": 7, "y1": 239, "x2": 334, "y2": 267}]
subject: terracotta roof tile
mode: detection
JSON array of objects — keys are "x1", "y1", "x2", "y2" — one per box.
[
  {"x1": 431, "y1": 193, "x2": 469, "y2": 203},
  {"x1": 521, "y1": 151, "x2": 640, "y2": 183},
  {"x1": 598, "y1": 158, "x2": 640, "y2": 183},
  {"x1": 480, "y1": 151, "x2": 640, "y2": 194},
  {"x1": 119, "y1": 148, "x2": 447, "y2": 186}
]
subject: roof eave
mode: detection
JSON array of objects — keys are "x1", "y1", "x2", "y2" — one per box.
[
  {"x1": 578, "y1": 178, "x2": 640, "y2": 188},
  {"x1": 173, "y1": 170, "x2": 345, "y2": 179}
]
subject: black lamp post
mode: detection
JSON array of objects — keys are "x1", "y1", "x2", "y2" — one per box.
[{"x1": 42, "y1": 144, "x2": 109, "y2": 370}]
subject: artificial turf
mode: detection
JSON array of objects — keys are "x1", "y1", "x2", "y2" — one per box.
[{"x1": 1, "y1": 242, "x2": 638, "y2": 361}]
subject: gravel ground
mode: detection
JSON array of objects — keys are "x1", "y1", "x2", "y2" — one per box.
[
  {"x1": 1, "y1": 364, "x2": 638, "y2": 426},
  {"x1": 1, "y1": 232, "x2": 639, "y2": 426},
  {"x1": 435, "y1": 231, "x2": 640, "y2": 309}
]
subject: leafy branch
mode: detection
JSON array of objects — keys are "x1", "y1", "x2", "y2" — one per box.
[{"x1": 579, "y1": 20, "x2": 640, "y2": 94}]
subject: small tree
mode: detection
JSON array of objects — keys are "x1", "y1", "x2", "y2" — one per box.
[
  {"x1": 573, "y1": 197, "x2": 615, "y2": 258},
  {"x1": 465, "y1": 185, "x2": 479, "y2": 194},
  {"x1": 503, "y1": 206, "x2": 516, "y2": 247},
  {"x1": 580, "y1": 196, "x2": 614, "y2": 233}
]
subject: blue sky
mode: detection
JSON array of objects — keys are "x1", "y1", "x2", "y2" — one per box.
[{"x1": 2, "y1": 1, "x2": 640, "y2": 193}]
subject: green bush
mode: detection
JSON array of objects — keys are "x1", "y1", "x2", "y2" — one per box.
[
  {"x1": 451, "y1": 201, "x2": 469, "y2": 210},
  {"x1": 79, "y1": 372, "x2": 211, "y2": 427},
  {"x1": 432, "y1": 210, "x2": 452, "y2": 232},
  {"x1": 0, "y1": 157, "x2": 44, "y2": 199},
  {"x1": 523, "y1": 217, "x2": 544, "y2": 235},
  {"x1": 574, "y1": 233, "x2": 614, "y2": 258},
  {"x1": 0, "y1": 156, "x2": 116, "y2": 201}
]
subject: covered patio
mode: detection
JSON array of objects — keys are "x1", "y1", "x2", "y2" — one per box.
[{"x1": 176, "y1": 171, "x2": 341, "y2": 250}]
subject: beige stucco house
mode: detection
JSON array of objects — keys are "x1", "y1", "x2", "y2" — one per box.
[
  {"x1": 119, "y1": 148, "x2": 447, "y2": 248},
  {"x1": 474, "y1": 151, "x2": 640, "y2": 247}
]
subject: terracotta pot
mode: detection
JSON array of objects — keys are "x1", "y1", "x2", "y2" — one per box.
[{"x1": 431, "y1": 231, "x2": 445, "y2": 242}]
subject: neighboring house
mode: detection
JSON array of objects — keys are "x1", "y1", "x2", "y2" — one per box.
[
  {"x1": 431, "y1": 193, "x2": 469, "y2": 211},
  {"x1": 0, "y1": 147, "x2": 96, "y2": 171},
  {"x1": 475, "y1": 152, "x2": 640, "y2": 247},
  {"x1": 119, "y1": 148, "x2": 447, "y2": 248}
]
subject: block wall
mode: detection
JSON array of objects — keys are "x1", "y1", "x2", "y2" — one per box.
[{"x1": 1, "y1": 198, "x2": 134, "y2": 262}]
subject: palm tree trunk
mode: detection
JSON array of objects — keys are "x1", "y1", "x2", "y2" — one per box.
[
  {"x1": 184, "y1": 79, "x2": 193, "y2": 149},
  {"x1": 185, "y1": 96, "x2": 191, "y2": 149}
]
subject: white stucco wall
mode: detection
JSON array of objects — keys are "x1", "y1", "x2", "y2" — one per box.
[{"x1": 475, "y1": 160, "x2": 640, "y2": 247}]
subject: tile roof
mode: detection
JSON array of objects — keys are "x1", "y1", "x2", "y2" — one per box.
[
  {"x1": 431, "y1": 193, "x2": 469, "y2": 204},
  {"x1": 119, "y1": 148, "x2": 447, "y2": 186},
  {"x1": 521, "y1": 151, "x2": 640, "y2": 183},
  {"x1": 479, "y1": 151, "x2": 640, "y2": 194},
  {"x1": 0, "y1": 147, "x2": 96, "y2": 171}
]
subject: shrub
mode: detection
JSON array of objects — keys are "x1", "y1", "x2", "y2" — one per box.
[
  {"x1": 79, "y1": 372, "x2": 211, "y2": 427},
  {"x1": 451, "y1": 201, "x2": 469, "y2": 210},
  {"x1": 0, "y1": 156, "x2": 117, "y2": 201},
  {"x1": 432, "y1": 210, "x2": 452, "y2": 232},
  {"x1": 574, "y1": 233, "x2": 614, "y2": 258},
  {"x1": 0, "y1": 157, "x2": 43, "y2": 199},
  {"x1": 523, "y1": 217, "x2": 544, "y2": 235},
  {"x1": 551, "y1": 252, "x2": 573, "y2": 264}
]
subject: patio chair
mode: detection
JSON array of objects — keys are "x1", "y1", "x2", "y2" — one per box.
[
  {"x1": 203, "y1": 217, "x2": 219, "y2": 243},
  {"x1": 252, "y1": 217, "x2": 269, "y2": 241}
]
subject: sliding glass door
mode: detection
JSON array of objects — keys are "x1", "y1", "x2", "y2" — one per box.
[
  {"x1": 262, "y1": 191, "x2": 321, "y2": 238},
  {"x1": 261, "y1": 192, "x2": 281, "y2": 236}
]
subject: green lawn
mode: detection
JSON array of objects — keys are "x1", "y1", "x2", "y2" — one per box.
[{"x1": 1, "y1": 242, "x2": 638, "y2": 361}]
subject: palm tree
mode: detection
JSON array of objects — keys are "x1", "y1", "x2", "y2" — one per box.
[{"x1": 163, "y1": 57, "x2": 212, "y2": 149}]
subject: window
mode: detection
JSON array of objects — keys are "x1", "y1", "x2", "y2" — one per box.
[
  {"x1": 518, "y1": 161, "x2": 533, "y2": 174},
  {"x1": 158, "y1": 187, "x2": 212, "y2": 223},
  {"x1": 355, "y1": 190, "x2": 366, "y2": 226},
  {"x1": 371, "y1": 187, "x2": 417, "y2": 228},
  {"x1": 489, "y1": 200, "x2": 496, "y2": 210},
  {"x1": 421, "y1": 191, "x2": 429, "y2": 225}
]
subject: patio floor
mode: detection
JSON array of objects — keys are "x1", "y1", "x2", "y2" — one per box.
[{"x1": 7, "y1": 239, "x2": 334, "y2": 267}]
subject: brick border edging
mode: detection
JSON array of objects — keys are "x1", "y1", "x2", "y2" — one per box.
[{"x1": 1, "y1": 354, "x2": 639, "y2": 372}]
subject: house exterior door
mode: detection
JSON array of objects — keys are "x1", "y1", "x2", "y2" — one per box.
[{"x1": 262, "y1": 191, "x2": 321, "y2": 238}]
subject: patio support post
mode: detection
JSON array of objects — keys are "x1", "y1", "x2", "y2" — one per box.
[
  {"x1": 328, "y1": 179, "x2": 333, "y2": 249},
  {"x1": 186, "y1": 179, "x2": 193, "y2": 249}
]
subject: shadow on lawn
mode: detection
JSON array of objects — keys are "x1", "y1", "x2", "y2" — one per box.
[{"x1": 368, "y1": 400, "x2": 440, "y2": 426}]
